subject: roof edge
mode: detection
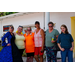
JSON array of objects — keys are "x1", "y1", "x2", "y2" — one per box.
[{"x1": 0, "y1": 12, "x2": 35, "y2": 20}]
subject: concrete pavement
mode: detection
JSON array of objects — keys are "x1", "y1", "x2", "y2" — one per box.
[{"x1": 22, "y1": 57, "x2": 75, "y2": 62}]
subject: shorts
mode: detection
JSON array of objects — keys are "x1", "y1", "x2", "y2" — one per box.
[
  {"x1": 34, "y1": 47, "x2": 44, "y2": 55},
  {"x1": 26, "y1": 53, "x2": 34, "y2": 57}
]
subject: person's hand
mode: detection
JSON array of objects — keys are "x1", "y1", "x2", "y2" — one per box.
[
  {"x1": 70, "y1": 47, "x2": 73, "y2": 51},
  {"x1": 60, "y1": 48, "x2": 65, "y2": 51},
  {"x1": 7, "y1": 43, "x2": 11, "y2": 46},
  {"x1": 51, "y1": 41, "x2": 56, "y2": 43},
  {"x1": 40, "y1": 47, "x2": 44, "y2": 53}
]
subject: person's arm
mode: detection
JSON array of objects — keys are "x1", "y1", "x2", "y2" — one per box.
[
  {"x1": 40, "y1": 29, "x2": 45, "y2": 51},
  {"x1": 51, "y1": 35, "x2": 59, "y2": 43},
  {"x1": 58, "y1": 43, "x2": 65, "y2": 51},
  {"x1": 14, "y1": 32, "x2": 16, "y2": 35},
  {"x1": 2, "y1": 32, "x2": 10, "y2": 47},
  {"x1": 58, "y1": 43, "x2": 62, "y2": 49},
  {"x1": 70, "y1": 34, "x2": 74, "y2": 51},
  {"x1": 72, "y1": 42, "x2": 74, "y2": 49},
  {"x1": 51, "y1": 30, "x2": 59, "y2": 43},
  {"x1": 70, "y1": 42, "x2": 74, "y2": 51},
  {"x1": 57, "y1": 35, "x2": 65, "y2": 51}
]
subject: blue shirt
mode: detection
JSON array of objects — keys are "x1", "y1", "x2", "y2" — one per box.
[
  {"x1": 57, "y1": 33, "x2": 74, "y2": 49},
  {"x1": 2, "y1": 32, "x2": 12, "y2": 47}
]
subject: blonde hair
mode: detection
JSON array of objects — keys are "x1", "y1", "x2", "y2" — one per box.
[{"x1": 16, "y1": 30, "x2": 23, "y2": 34}]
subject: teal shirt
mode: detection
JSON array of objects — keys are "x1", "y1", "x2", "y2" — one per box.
[
  {"x1": 57, "y1": 33, "x2": 74, "y2": 49},
  {"x1": 45, "y1": 29, "x2": 59, "y2": 47}
]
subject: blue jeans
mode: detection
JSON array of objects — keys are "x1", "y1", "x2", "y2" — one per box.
[{"x1": 61, "y1": 49, "x2": 73, "y2": 62}]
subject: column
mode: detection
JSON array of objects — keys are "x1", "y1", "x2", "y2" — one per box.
[
  {"x1": 45, "y1": 12, "x2": 50, "y2": 31},
  {"x1": 45, "y1": 12, "x2": 50, "y2": 62},
  {"x1": 0, "y1": 19, "x2": 2, "y2": 41}
]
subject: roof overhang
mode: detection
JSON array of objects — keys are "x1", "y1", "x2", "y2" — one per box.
[{"x1": 0, "y1": 12, "x2": 37, "y2": 20}]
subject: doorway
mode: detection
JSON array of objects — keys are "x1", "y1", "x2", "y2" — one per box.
[{"x1": 71, "y1": 16, "x2": 75, "y2": 58}]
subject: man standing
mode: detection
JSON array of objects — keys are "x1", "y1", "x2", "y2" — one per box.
[{"x1": 34, "y1": 21, "x2": 45, "y2": 62}]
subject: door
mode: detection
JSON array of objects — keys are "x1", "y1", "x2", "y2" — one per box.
[{"x1": 71, "y1": 16, "x2": 75, "y2": 58}]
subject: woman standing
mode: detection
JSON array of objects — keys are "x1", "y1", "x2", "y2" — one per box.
[
  {"x1": 34, "y1": 21, "x2": 45, "y2": 62},
  {"x1": 0, "y1": 26, "x2": 23, "y2": 62},
  {"x1": 15, "y1": 26, "x2": 25, "y2": 60},
  {"x1": 24, "y1": 27, "x2": 34, "y2": 62},
  {"x1": 57, "y1": 25, "x2": 74, "y2": 62},
  {"x1": 45, "y1": 22, "x2": 59, "y2": 62}
]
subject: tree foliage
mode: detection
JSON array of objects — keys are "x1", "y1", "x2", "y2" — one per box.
[{"x1": 0, "y1": 12, "x2": 18, "y2": 17}]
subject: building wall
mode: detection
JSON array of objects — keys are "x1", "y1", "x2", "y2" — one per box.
[
  {"x1": 0, "y1": 12, "x2": 75, "y2": 40},
  {"x1": 0, "y1": 12, "x2": 44, "y2": 40},
  {"x1": 50, "y1": 12, "x2": 75, "y2": 58},
  {"x1": 50, "y1": 12, "x2": 75, "y2": 33},
  {"x1": 0, "y1": 12, "x2": 75, "y2": 58}
]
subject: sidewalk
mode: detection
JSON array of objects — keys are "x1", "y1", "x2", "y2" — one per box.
[{"x1": 22, "y1": 57, "x2": 75, "y2": 62}]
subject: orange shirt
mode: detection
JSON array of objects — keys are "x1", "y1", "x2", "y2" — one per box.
[{"x1": 24, "y1": 33, "x2": 35, "y2": 53}]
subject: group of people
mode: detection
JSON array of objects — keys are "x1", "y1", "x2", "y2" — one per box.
[{"x1": 0, "y1": 21, "x2": 74, "y2": 62}]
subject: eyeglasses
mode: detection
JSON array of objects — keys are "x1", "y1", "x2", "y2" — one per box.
[
  {"x1": 19, "y1": 25, "x2": 23, "y2": 28},
  {"x1": 49, "y1": 26, "x2": 53, "y2": 27},
  {"x1": 18, "y1": 28, "x2": 22, "y2": 30}
]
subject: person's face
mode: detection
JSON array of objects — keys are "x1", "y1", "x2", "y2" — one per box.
[
  {"x1": 27, "y1": 28, "x2": 31, "y2": 34},
  {"x1": 48, "y1": 24, "x2": 53, "y2": 30},
  {"x1": 61, "y1": 26, "x2": 66, "y2": 33},
  {"x1": 35, "y1": 24, "x2": 40, "y2": 29},
  {"x1": 9, "y1": 27, "x2": 14, "y2": 33},
  {"x1": 24, "y1": 30, "x2": 27, "y2": 33},
  {"x1": 18, "y1": 27, "x2": 23, "y2": 33}
]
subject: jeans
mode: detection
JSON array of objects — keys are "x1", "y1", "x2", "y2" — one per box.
[{"x1": 61, "y1": 48, "x2": 73, "y2": 62}]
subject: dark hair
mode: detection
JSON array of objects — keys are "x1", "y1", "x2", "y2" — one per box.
[
  {"x1": 48, "y1": 22, "x2": 54, "y2": 26},
  {"x1": 61, "y1": 24, "x2": 69, "y2": 34},
  {"x1": 35, "y1": 21, "x2": 40, "y2": 25},
  {"x1": 9, "y1": 25, "x2": 14, "y2": 30},
  {"x1": 18, "y1": 25, "x2": 23, "y2": 28},
  {"x1": 27, "y1": 26, "x2": 32, "y2": 30}
]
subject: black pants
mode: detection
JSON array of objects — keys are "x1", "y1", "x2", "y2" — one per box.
[
  {"x1": 46, "y1": 47, "x2": 57, "y2": 62},
  {"x1": 18, "y1": 49, "x2": 24, "y2": 56}
]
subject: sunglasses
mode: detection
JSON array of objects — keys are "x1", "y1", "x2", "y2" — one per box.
[
  {"x1": 49, "y1": 26, "x2": 53, "y2": 27},
  {"x1": 27, "y1": 30, "x2": 31, "y2": 31},
  {"x1": 10, "y1": 27, "x2": 14, "y2": 30}
]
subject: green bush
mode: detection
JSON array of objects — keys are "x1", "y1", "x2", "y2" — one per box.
[{"x1": 0, "y1": 12, "x2": 18, "y2": 17}]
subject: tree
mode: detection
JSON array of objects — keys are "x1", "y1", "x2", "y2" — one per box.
[{"x1": 0, "y1": 12, "x2": 18, "y2": 17}]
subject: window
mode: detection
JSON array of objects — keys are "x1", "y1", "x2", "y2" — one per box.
[{"x1": 3, "y1": 25, "x2": 12, "y2": 32}]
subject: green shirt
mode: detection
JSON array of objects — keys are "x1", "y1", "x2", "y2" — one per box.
[{"x1": 45, "y1": 29, "x2": 59, "y2": 47}]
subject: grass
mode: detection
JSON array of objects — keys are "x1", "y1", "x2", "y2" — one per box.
[{"x1": 0, "y1": 46, "x2": 2, "y2": 52}]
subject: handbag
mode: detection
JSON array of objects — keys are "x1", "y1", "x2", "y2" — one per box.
[{"x1": 53, "y1": 42, "x2": 60, "y2": 51}]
